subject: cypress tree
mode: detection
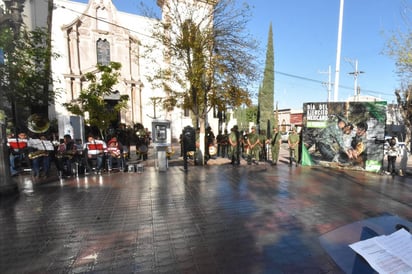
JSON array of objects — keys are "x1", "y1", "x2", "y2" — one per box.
[{"x1": 258, "y1": 22, "x2": 275, "y2": 133}]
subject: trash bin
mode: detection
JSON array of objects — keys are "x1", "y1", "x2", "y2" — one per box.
[{"x1": 183, "y1": 126, "x2": 196, "y2": 152}]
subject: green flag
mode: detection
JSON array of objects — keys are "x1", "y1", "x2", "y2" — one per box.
[{"x1": 301, "y1": 145, "x2": 314, "y2": 166}]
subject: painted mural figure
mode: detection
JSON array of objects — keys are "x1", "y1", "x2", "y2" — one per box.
[
  {"x1": 342, "y1": 123, "x2": 354, "y2": 151},
  {"x1": 336, "y1": 121, "x2": 369, "y2": 167},
  {"x1": 316, "y1": 115, "x2": 349, "y2": 163},
  {"x1": 347, "y1": 121, "x2": 368, "y2": 167}
]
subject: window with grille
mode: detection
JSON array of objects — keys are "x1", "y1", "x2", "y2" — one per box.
[{"x1": 96, "y1": 38, "x2": 110, "y2": 65}]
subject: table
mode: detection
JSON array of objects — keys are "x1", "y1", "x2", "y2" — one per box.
[{"x1": 319, "y1": 213, "x2": 412, "y2": 273}]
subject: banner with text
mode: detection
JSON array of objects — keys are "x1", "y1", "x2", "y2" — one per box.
[{"x1": 301, "y1": 101, "x2": 387, "y2": 172}]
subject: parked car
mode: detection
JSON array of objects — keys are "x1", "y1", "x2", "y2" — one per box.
[{"x1": 281, "y1": 131, "x2": 290, "y2": 143}]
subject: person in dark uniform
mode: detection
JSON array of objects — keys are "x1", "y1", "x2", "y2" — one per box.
[
  {"x1": 259, "y1": 130, "x2": 267, "y2": 161},
  {"x1": 205, "y1": 126, "x2": 216, "y2": 159},
  {"x1": 56, "y1": 134, "x2": 77, "y2": 177},
  {"x1": 288, "y1": 127, "x2": 300, "y2": 166},
  {"x1": 221, "y1": 129, "x2": 229, "y2": 158},
  {"x1": 247, "y1": 126, "x2": 261, "y2": 164},
  {"x1": 241, "y1": 129, "x2": 248, "y2": 158},
  {"x1": 228, "y1": 125, "x2": 240, "y2": 165},
  {"x1": 269, "y1": 127, "x2": 282, "y2": 165},
  {"x1": 116, "y1": 123, "x2": 130, "y2": 160},
  {"x1": 216, "y1": 130, "x2": 224, "y2": 157}
]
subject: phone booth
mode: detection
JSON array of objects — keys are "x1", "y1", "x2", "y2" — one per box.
[{"x1": 152, "y1": 120, "x2": 171, "y2": 171}]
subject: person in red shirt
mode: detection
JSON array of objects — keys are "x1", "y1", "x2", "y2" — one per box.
[
  {"x1": 107, "y1": 137, "x2": 125, "y2": 171},
  {"x1": 7, "y1": 132, "x2": 29, "y2": 176},
  {"x1": 83, "y1": 134, "x2": 107, "y2": 174}
]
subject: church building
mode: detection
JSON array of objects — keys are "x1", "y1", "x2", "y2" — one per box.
[{"x1": 50, "y1": 0, "x2": 194, "y2": 141}]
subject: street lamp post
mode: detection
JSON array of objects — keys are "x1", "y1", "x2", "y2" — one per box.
[
  {"x1": 137, "y1": 80, "x2": 143, "y2": 123},
  {"x1": 333, "y1": 0, "x2": 344, "y2": 102},
  {"x1": 147, "y1": 97, "x2": 163, "y2": 119},
  {"x1": 130, "y1": 83, "x2": 135, "y2": 124}
]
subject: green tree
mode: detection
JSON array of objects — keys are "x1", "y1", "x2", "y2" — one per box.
[
  {"x1": 395, "y1": 85, "x2": 412, "y2": 143},
  {"x1": 147, "y1": 0, "x2": 259, "y2": 164},
  {"x1": 63, "y1": 62, "x2": 129, "y2": 139},
  {"x1": 257, "y1": 23, "x2": 275, "y2": 134},
  {"x1": 0, "y1": 25, "x2": 58, "y2": 132},
  {"x1": 233, "y1": 105, "x2": 258, "y2": 131}
]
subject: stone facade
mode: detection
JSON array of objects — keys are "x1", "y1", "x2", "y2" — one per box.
[{"x1": 51, "y1": 0, "x2": 175, "y2": 140}]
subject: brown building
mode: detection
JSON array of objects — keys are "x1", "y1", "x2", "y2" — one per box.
[{"x1": 277, "y1": 108, "x2": 303, "y2": 133}]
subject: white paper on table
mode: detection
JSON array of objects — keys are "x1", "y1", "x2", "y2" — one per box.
[
  {"x1": 376, "y1": 228, "x2": 412, "y2": 268},
  {"x1": 349, "y1": 228, "x2": 412, "y2": 274}
]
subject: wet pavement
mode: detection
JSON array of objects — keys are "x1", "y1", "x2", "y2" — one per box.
[{"x1": 1, "y1": 146, "x2": 412, "y2": 274}]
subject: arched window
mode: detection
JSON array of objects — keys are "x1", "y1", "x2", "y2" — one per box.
[{"x1": 96, "y1": 38, "x2": 110, "y2": 65}]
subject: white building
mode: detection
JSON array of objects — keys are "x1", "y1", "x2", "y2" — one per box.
[{"x1": 51, "y1": 0, "x2": 195, "y2": 141}]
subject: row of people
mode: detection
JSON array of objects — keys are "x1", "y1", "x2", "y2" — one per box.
[
  {"x1": 180, "y1": 125, "x2": 298, "y2": 166},
  {"x1": 7, "y1": 132, "x2": 128, "y2": 178},
  {"x1": 56, "y1": 134, "x2": 127, "y2": 177},
  {"x1": 227, "y1": 125, "x2": 300, "y2": 166},
  {"x1": 8, "y1": 132, "x2": 54, "y2": 178},
  {"x1": 187, "y1": 126, "x2": 280, "y2": 162}
]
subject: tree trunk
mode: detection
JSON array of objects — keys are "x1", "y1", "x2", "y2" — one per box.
[{"x1": 199, "y1": 116, "x2": 206, "y2": 166}]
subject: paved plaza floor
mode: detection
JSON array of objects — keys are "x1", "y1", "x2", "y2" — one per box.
[{"x1": 1, "y1": 148, "x2": 412, "y2": 273}]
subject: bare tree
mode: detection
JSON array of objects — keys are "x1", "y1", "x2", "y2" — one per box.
[
  {"x1": 385, "y1": 2, "x2": 412, "y2": 145},
  {"x1": 146, "y1": 0, "x2": 259, "y2": 164},
  {"x1": 0, "y1": 25, "x2": 58, "y2": 132}
]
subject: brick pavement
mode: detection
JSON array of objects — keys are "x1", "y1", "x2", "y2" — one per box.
[{"x1": 0, "y1": 146, "x2": 412, "y2": 274}]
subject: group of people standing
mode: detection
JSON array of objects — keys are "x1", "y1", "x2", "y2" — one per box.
[
  {"x1": 226, "y1": 125, "x2": 300, "y2": 166},
  {"x1": 183, "y1": 125, "x2": 299, "y2": 166}
]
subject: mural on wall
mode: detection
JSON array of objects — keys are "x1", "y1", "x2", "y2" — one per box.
[{"x1": 301, "y1": 101, "x2": 387, "y2": 172}]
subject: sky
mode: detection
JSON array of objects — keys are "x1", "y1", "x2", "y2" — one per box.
[{"x1": 72, "y1": 0, "x2": 410, "y2": 110}]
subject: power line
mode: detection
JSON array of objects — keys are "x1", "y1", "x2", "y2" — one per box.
[
  {"x1": 275, "y1": 71, "x2": 323, "y2": 85},
  {"x1": 57, "y1": 3, "x2": 395, "y2": 99},
  {"x1": 275, "y1": 70, "x2": 394, "y2": 97}
]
